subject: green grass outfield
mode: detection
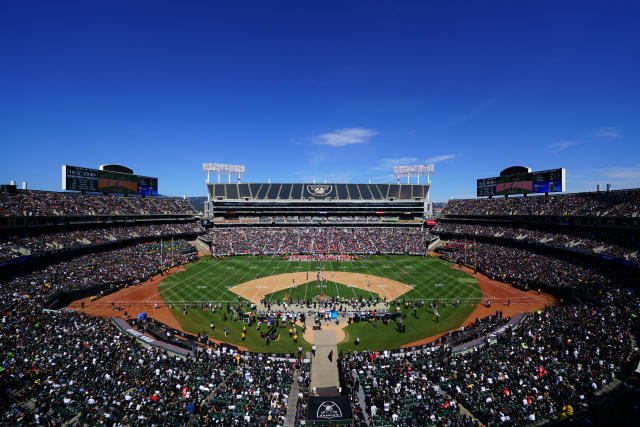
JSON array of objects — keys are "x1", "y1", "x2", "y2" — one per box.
[
  {"x1": 158, "y1": 255, "x2": 482, "y2": 353},
  {"x1": 263, "y1": 281, "x2": 381, "y2": 303}
]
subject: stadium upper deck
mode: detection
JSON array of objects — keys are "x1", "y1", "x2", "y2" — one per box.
[
  {"x1": 204, "y1": 182, "x2": 431, "y2": 221},
  {"x1": 207, "y1": 182, "x2": 429, "y2": 201}
]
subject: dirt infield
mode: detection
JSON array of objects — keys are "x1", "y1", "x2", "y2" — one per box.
[
  {"x1": 70, "y1": 260, "x2": 558, "y2": 351},
  {"x1": 228, "y1": 271, "x2": 412, "y2": 303},
  {"x1": 400, "y1": 265, "x2": 559, "y2": 348}
]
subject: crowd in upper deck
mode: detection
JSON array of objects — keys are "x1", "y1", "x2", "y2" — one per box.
[
  {"x1": 443, "y1": 189, "x2": 640, "y2": 217},
  {"x1": 0, "y1": 190, "x2": 195, "y2": 216}
]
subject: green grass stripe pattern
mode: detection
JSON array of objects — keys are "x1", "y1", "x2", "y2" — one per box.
[
  {"x1": 157, "y1": 255, "x2": 483, "y2": 352},
  {"x1": 263, "y1": 280, "x2": 380, "y2": 304}
]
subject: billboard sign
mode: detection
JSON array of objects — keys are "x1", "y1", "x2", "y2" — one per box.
[
  {"x1": 477, "y1": 168, "x2": 565, "y2": 197},
  {"x1": 62, "y1": 165, "x2": 158, "y2": 196}
]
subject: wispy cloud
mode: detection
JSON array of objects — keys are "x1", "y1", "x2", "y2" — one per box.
[
  {"x1": 597, "y1": 164, "x2": 640, "y2": 182},
  {"x1": 426, "y1": 154, "x2": 457, "y2": 163},
  {"x1": 448, "y1": 99, "x2": 495, "y2": 126},
  {"x1": 569, "y1": 163, "x2": 640, "y2": 192},
  {"x1": 315, "y1": 127, "x2": 378, "y2": 147},
  {"x1": 372, "y1": 157, "x2": 419, "y2": 171},
  {"x1": 594, "y1": 127, "x2": 622, "y2": 138},
  {"x1": 548, "y1": 141, "x2": 578, "y2": 153}
]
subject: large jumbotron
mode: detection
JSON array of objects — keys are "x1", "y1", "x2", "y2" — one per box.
[{"x1": 1, "y1": 163, "x2": 639, "y2": 426}]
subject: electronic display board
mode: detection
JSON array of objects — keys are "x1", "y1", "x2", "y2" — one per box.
[
  {"x1": 62, "y1": 165, "x2": 99, "y2": 192},
  {"x1": 62, "y1": 165, "x2": 158, "y2": 196},
  {"x1": 97, "y1": 170, "x2": 137, "y2": 194},
  {"x1": 137, "y1": 176, "x2": 159, "y2": 196},
  {"x1": 476, "y1": 177, "x2": 496, "y2": 197},
  {"x1": 477, "y1": 168, "x2": 564, "y2": 197}
]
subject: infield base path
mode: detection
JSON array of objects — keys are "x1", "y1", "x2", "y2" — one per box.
[{"x1": 229, "y1": 271, "x2": 412, "y2": 303}]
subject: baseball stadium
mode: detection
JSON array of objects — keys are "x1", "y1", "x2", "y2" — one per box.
[
  {"x1": 1, "y1": 161, "x2": 639, "y2": 427},
  {"x1": 3, "y1": 3, "x2": 640, "y2": 426}
]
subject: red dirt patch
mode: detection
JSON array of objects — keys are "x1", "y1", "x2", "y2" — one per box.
[
  {"x1": 68, "y1": 264, "x2": 248, "y2": 351},
  {"x1": 401, "y1": 265, "x2": 559, "y2": 348}
]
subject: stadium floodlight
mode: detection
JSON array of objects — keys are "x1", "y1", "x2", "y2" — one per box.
[
  {"x1": 203, "y1": 163, "x2": 246, "y2": 183},
  {"x1": 393, "y1": 164, "x2": 434, "y2": 184}
]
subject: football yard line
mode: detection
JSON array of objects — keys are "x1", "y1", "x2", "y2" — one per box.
[
  {"x1": 367, "y1": 259, "x2": 431, "y2": 301},
  {"x1": 197, "y1": 259, "x2": 259, "y2": 302},
  {"x1": 425, "y1": 259, "x2": 481, "y2": 301},
  {"x1": 348, "y1": 260, "x2": 378, "y2": 300},
  {"x1": 304, "y1": 260, "x2": 312, "y2": 301},
  {"x1": 163, "y1": 261, "x2": 227, "y2": 302},
  {"x1": 417, "y1": 258, "x2": 482, "y2": 301},
  {"x1": 150, "y1": 259, "x2": 223, "y2": 302},
  {"x1": 265, "y1": 260, "x2": 288, "y2": 305},
  {"x1": 426, "y1": 261, "x2": 472, "y2": 301},
  {"x1": 390, "y1": 258, "x2": 454, "y2": 301},
  {"x1": 177, "y1": 260, "x2": 242, "y2": 302},
  {"x1": 243, "y1": 259, "x2": 287, "y2": 304},
  {"x1": 328, "y1": 260, "x2": 360, "y2": 300},
  {"x1": 406, "y1": 259, "x2": 463, "y2": 301},
  {"x1": 159, "y1": 257, "x2": 483, "y2": 305}
]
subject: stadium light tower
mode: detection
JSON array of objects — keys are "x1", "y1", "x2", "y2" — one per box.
[
  {"x1": 203, "y1": 163, "x2": 246, "y2": 184},
  {"x1": 393, "y1": 164, "x2": 434, "y2": 184}
]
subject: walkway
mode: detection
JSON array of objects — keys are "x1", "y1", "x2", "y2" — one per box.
[
  {"x1": 283, "y1": 370, "x2": 301, "y2": 427},
  {"x1": 310, "y1": 330, "x2": 339, "y2": 392}
]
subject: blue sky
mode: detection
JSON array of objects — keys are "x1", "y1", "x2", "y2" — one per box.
[{"x1": 1, "y1": 1, "x2": 638, "y2": 201}]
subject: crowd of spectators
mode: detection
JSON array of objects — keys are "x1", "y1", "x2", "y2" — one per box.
[
  {"x1": 0, "y1": 190, "x2": 195, "y2": 216},
  {"x1": 340, "y1": 303, "x2": 638, "y2": 426},
  {"x1": 434, "y1": 221, "x2": 640, "y2": 262},
  {"x1": 0, "y1": 222, "x2": 204, "y2": 262},
  {"x1": 0, "y1": 190, "x2": 318, "y2": 425},
  {"x1": 0, "y1": 240, "x2": 197, "y2": 308},
  {"x1": 210, "y1": 226, "x2": 428, "y2": 255},
  {"x1": 438, "y1": 241, "x2": 640, "y2": 291},
  {"x1": 1, "y1": 306, "x2": 302, "y2": 425},
  {"x1": 340, "y1": 344, "x2": 467, "y2": 425},
  {"x1": 215, "y1": 216, "x2": 408, "y2": 224},
  {"x1": 443, "y1": 189, "x2": 640, "y2": 217},
  {"x1": 2, "y1": 188, "x2": 640, "y2": 425}
]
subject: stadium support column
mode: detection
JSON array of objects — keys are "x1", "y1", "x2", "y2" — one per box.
[{"x1": 424, "y1": 185, "x2": 433, "y2": 218}]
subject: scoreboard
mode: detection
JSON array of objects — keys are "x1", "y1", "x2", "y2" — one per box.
[
  {"x1": 62, "y1": 165, "x2": 158, "y2": 196},
  {"x1": 477, "y1": 177, "x2": 496, "y2": 197},
  {"x1": 63, "y1": 166, "x2": 99, "y2": 192},
  {"x1": 477, "y1": 168, "x2": 565, "y2": 197}
]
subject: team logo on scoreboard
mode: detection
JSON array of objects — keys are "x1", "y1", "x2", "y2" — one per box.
[
  {"x1": 317, "y1": 401, "x2": 343, "y2": 419},
  {"x1": 306, "y1": 184, "x2": 333, "y2": 197}
]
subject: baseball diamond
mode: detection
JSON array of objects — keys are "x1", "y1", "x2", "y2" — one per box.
[{"x1": 5, "y1": 5, "x2": 640, "y2": 426}]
